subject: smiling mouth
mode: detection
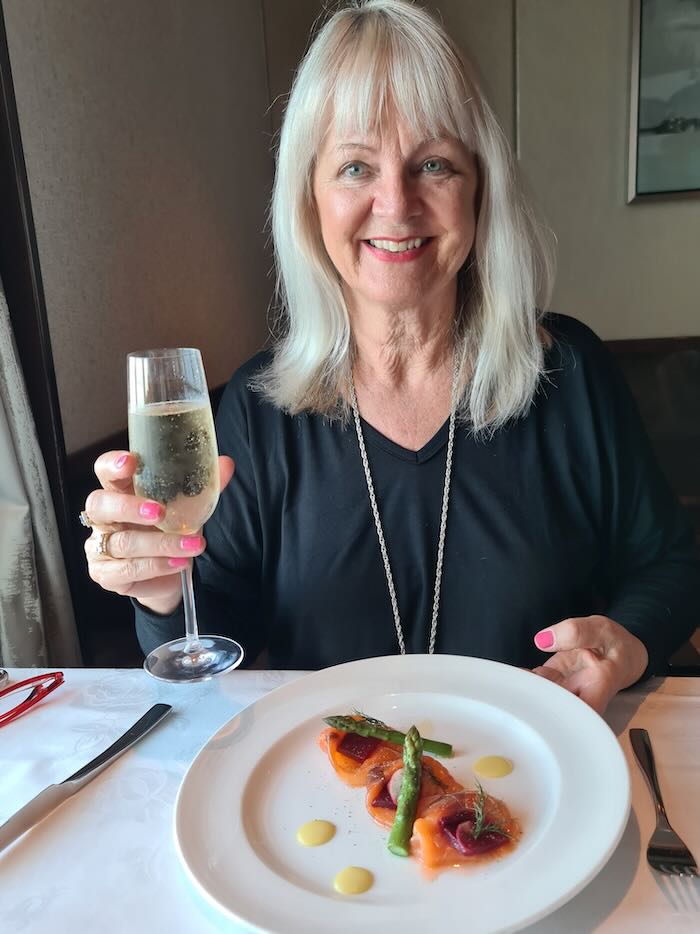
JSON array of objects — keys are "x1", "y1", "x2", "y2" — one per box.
[{"x1": 366, "y1": 237, "x2": 430, "y2": 253}]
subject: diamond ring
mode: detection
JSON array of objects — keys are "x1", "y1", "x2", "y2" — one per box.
[{"x1": 95, "y1": 531, "x2": 114, "y2": 558}]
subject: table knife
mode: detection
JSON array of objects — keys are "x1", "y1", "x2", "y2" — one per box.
[{"x1": 0, "y1": 702, "x2": 172, "y2": 854}]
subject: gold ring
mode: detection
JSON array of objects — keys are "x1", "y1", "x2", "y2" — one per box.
[
  {"x1": 95, "y1": 531, "x2": 113, "y2": 558},
  {"x1": 79, "y1": 510, "x2": 93, "y2": 528}
]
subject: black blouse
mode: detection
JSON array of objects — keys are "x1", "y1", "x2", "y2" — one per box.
[{"x1": 134, "y1": 314, "x2": 700, "y2": 675}]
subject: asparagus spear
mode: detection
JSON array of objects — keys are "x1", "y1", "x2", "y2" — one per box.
[
  {"x1": 323, "y1": 714, "x2": 453, "y2": 758},
  {"x1": 387, "y1": 725, "x2": 423, "y2": 857}
]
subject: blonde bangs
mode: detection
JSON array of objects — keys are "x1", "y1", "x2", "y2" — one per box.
[{"x1": 324, "y1": 10, "x2": 476, "y2": 152}]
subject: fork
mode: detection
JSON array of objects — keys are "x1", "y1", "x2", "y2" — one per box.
[{"x1": 630, "y1": 727, "x2": 698, "y2": 877}]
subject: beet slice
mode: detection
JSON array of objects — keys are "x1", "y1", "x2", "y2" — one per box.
[
  {"x1": 371, "y1": 784, "x2": 397, "y2": 810},
  {"x1": 439, "y1": 809, "x2": 508, "y2": 856},
  {"x1": 454, "y1": 823, "x2": 509, "y2": 856},
  {"x1": 337, "y1": 732, "x2": 382, "y2": 762},
  {"x1": 439, "y1": 809, "x2": 473, "y2": 836}
]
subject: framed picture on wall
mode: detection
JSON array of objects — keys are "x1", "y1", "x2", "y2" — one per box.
[{"x1": 628, "y1": 0, "x2": 700, "y2": 201}]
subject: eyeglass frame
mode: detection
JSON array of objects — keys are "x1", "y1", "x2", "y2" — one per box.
[{"x1": 0, "y1": 671, "x2": 64, "y2": 728}]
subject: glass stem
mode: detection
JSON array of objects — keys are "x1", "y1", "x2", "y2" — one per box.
[{"x1": 180, "y1": 563, "x2": 202, "y2": 653}]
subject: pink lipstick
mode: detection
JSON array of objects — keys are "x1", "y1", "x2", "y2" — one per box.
[{"x1": 363, "y1": 238, "x2": 432, "y2": 263}]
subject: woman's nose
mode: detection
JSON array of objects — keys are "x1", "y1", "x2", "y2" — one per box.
[{"x1": 372, "y1": 171, "x2": 421, "y2": 221}]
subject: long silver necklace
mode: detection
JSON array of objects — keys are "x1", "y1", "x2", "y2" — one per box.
[{"x1": 349, "y1": 360, "x2": 458, "y2": 654}]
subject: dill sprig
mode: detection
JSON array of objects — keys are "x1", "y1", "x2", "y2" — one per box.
[{"x1": 471, "y1": 780, "x2": 511, "y2": 839}]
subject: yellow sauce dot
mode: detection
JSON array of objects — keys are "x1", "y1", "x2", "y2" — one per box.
[
  {"x1": 296, "y1": 820, "x2": 336, "y2": 847},
  {"x1": 473, "y1": 755, "x2": 513, "y2": 778},
  {"x1": 333, "y1": 866, "x2": 374, "y2": 895}
]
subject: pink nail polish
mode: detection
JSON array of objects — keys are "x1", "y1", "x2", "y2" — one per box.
[
  {"x1": 139, "y1": 501, "x2": 162, "y2": 520},
  {"x1": 114, "y1": 454, "x2": 129, "y2": 469},
  {"x1": 535, "y1": 630, "x2": 554, "y2": 650},
  {"x1": 180, "y1": 536, "x2": 202, "y2": 551},
  {"x1": 168, "y1": 557, "x2": 189, "y2": 568}
]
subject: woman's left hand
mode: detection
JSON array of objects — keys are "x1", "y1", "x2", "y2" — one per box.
[{"x1": 531, "y1": 615, "x2": 649, "y2": 714}]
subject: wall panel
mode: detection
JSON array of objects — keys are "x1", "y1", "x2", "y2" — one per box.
[{"x1": 4, "y1": 0, "x2": 273, "y2": 453}]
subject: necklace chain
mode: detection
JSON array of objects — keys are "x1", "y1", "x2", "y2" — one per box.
[{"x1": 349, "y1": 362, "x2": 458, "y2": 655}]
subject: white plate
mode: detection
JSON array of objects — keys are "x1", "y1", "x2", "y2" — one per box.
[{"x1": 174, "y1": 654, "x2": 630, "y2": 934}]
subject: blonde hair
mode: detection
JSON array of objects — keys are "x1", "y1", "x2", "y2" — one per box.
[{"x1": 257, "y1": 0, "x2": 555, "y2": 434}]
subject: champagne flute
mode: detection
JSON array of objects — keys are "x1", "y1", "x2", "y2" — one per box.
[{"x1": 127, "y1": 348, "x2": 244, "y2": 682}]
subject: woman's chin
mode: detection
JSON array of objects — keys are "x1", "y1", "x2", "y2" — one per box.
[
  {"x1": 351, "y1": 290, "x2": 435, "y2": 313},
  {"x1": 347, "y1": 277, "x2": 453, "y2": 314}
]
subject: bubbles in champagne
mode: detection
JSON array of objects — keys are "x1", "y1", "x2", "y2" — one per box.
[{"x1": 128, "y1": 401, "x2": 219, "y2": 533}]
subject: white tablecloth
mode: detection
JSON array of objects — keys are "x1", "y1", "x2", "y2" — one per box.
[{"x1": 0, "y1": 669, "x2": 699, "y2": 933}]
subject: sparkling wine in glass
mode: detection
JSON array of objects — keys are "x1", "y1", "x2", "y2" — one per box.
[{"x1": 127, "y1": 348, "x2": 244, "y2": 682}]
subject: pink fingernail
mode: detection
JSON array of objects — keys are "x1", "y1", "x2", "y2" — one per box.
[
  {"x1": 139, "y1": 501, "x2": 162, "y2": 520},
  {"x1": 168, "y1": 557, "x2": 189, "y2": 568},
  {"x1": 535, "y1": 630, "x2": 554, "y2": 649},
  {"x1": 180, "y1": 536, "x2": 202, "y2": 551},
  {"x1": 114, "y1": 454, "x2": 129, "y2": 469}
]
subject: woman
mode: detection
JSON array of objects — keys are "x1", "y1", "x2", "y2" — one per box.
[{"x1": 83, "y1": 0, "x2": 699, "y2": 713}]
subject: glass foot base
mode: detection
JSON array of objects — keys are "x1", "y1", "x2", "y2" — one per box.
[{"x1": 144, "y1": 635, "x2": 244, "y2": 683}]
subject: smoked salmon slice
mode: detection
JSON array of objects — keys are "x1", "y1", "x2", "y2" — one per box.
[
  {"x1": 412, "y1": 790, "x2": 520, "y2": 869},
  {"x1": 365, "y1": 755, "x2": 464, "y2": 828},
  {"x1": 318, "y1": 724, "x2": 403, "y2": 787}
]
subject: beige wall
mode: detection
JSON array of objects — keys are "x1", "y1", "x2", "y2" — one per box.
[
  {"x1": 430, "y1": 0, "x2": 515, "y2": 144},
  {"x1": 518, "y1": 0, "x2": 700, "y2": 339},
  {"x1": 4, "y1": 0, "x2": 273, "y2": 454},
  {"x1": 263, "y1": 0, "x2": 321, "y2": 132},
  {"x1": 5, "y1": 0, "x2": 698, "y2": 456}
]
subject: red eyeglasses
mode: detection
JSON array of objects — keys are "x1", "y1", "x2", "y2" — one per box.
[{"x1": 0, "y1": 671, "x2": 64, "y2": 728}]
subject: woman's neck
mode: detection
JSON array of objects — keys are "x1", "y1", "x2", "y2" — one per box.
[
  {"x1": 347, "y1": 293, "x2": 457, "y2": 451},
  {"x1": 349, "y1": 294, "x2": 455, "y2": 390}
]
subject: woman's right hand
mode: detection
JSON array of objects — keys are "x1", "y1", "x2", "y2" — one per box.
[{"x1": 84, "y1": 451, "x2": 235, "y2": 615}]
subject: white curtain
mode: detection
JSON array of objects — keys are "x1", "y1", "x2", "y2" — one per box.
[{"x1": 0, "y1": 276, "x2": 81, "y2": 666}]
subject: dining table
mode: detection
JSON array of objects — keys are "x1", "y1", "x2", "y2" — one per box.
[{"x1": 1, "y1": 666, "x2": 698, "y2": 933}]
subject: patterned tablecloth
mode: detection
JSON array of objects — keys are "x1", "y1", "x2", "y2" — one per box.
[{"x1": 0, "y1": 668, "x2": 698, "y2": 933}]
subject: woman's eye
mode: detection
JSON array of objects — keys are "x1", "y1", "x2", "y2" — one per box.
[
  {"x1": 422, "y1": 158, "x2": 448, "y2": 173},
  {"x1": 342, "y1": 162, "x2": 366, "y2": 178}
]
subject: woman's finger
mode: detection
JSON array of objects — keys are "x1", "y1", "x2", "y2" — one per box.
[
  {"x1": 530, "y1": 665, "x2": 565, "y2": 686},
  {"x1": 533, "y1": 649, "x2": 621, "y2": 714},
  {"x1": 89, "y1": 555, "x2": 189, "y2": 592},
  {"x1": 90, "y1": 565, "x2": 184, "y2": 604},
  {"x1": 96, "y1": 529, "x2": 206, "y2": 560},
  {"x1": 84, "y1": 488, "x2": 164, "y2": 529},
  {"x1": 123, "y1": 577, "x2": 185, "y2": 605},
  {"x1": 533, "y1": 615, "x2": 614, "y2": 655},
  {"x1": 94, "y1": 451, "x2": 138, "y2": 493},
  {"x1": 219, "y1": 455, "x2": 235, "y2": 491},
  {"x1": 576, "y1": 676, "x2": 616, "y2": 714}
]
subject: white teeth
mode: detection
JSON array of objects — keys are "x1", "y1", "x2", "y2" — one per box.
[{"x1": 368, "y1": 237, "x2": 427, "y2": 253}]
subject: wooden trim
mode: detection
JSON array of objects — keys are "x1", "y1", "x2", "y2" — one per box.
[
  {"x1": 0, "y1": 5, "x2": 76, "y2": 586},
  {"x1": 605, "y1": 336, "x2": 700, "y2": 355},
  {"x1": 627, "y1": 0, "x2": 641, "y2": 203}
]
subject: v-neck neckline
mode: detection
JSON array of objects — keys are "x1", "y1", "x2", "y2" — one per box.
[{"x1": 358, "y1": 415, "x2": 451, "y2": 464}]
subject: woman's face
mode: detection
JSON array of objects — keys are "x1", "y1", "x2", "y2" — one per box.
[{"x1": 312, "y1": 118, "x2": 479, "y2": 315}]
